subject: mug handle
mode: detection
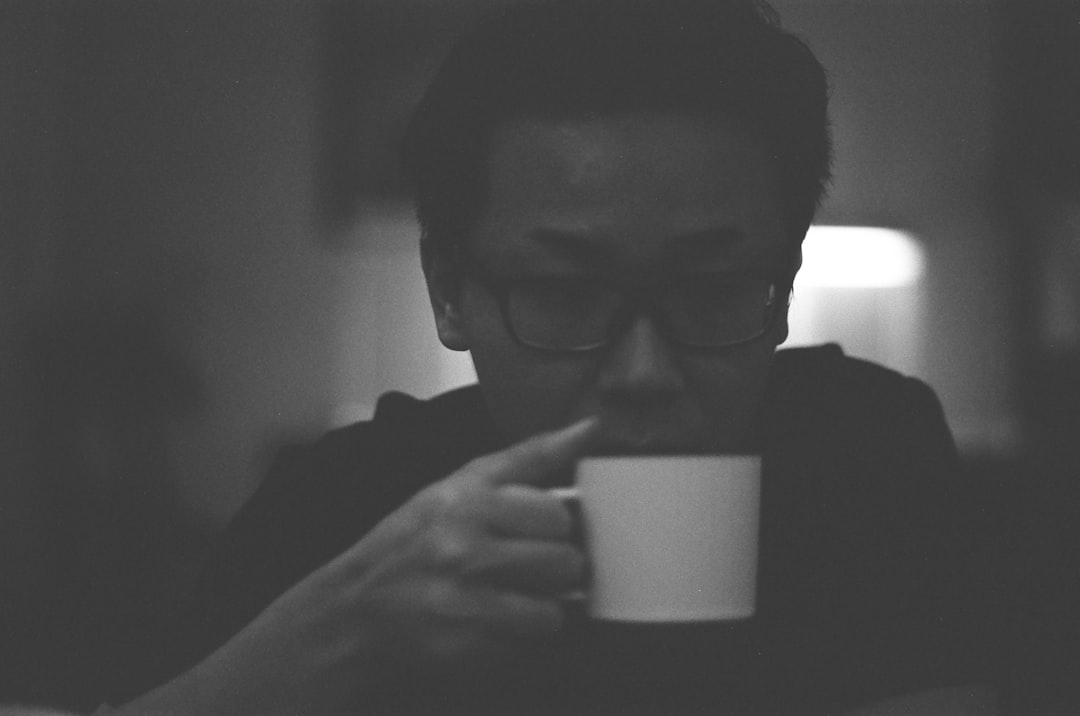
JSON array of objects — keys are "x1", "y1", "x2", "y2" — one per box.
[
  {"x1": 548, "y1": 486, "x2": 579, "y2": 503},
  {"x1": 548, "y1": 487, "x2": 587, "y2": 603}
]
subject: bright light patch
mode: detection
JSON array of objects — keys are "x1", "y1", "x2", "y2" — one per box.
[{"x1": 795, "y1": 226, "x2": 924, "y2": 288}]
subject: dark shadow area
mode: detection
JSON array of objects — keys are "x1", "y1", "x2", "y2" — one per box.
[
  {"x1": 0, "y1": 309, "x2": 209, "y2": 710},
  {"x1": 955, "y1": 453, "x2": 1080, "y2": 715},
  {"x1": 1, "y1": 0, "x2": 1078, "y2": 712}
]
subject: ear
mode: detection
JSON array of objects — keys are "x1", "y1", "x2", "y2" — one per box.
[
  {"x1": 773, "y1": 248, "x2": 803, "y2": 346},
  {"x1": 421, "y1": 238, "x2": 470, "y2": 351}
]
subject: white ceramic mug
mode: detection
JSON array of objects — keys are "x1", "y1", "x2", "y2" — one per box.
[{"x1": 555, "y1": 455, "x2": 761, "y2": 622}]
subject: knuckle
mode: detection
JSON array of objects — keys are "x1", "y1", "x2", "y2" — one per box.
[
  {"x1": 427, "y1": 482, "x2": 468, "y2": 515},
  {"x1": 426, "y1": 527, "x2": 473, "y2": 572},
  {"x1": 467, "y1": 450, "x2": 525, "y2": 485},
  {"x1": 427, "y1": 480, "x2": 492, "y2": 522},
  {"x1": 462, "y1": 454, "x2": 500, "y2": 482}
]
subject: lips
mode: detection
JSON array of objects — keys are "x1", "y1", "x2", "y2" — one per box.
[
  {"x1": 581, "y1": 407, "x2": 717, "y2": 455},
  {"x1": 590, "y1": 441, "x2": 699, "y2": 456},
  {"x1": 590, "y1": 426, "x2": 706, "y2": 456}
]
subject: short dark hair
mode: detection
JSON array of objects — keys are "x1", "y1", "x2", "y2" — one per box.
[{"x1": 401, "y1": 0, "x2": 832, "y2": 257}]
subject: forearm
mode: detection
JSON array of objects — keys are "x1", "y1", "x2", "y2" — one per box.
[
  {"x1": 111, "y1": 659, "x2": 331, "y2": 716},
  {"x1": 109, "y1": 615, "x2": 379, "y2": 716},
  {"x1": 107, "y1": 664, "x2": 224, "y2": 716},
  {"x1": 840, "y1": 684, "x2": 998, "y2": 716},
  {"x1": 108, "y1": 650, "x2": 289, "y2": 716}
]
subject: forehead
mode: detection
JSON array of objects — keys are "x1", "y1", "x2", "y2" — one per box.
[{"x1": 471, "y1": 111, "x2": 790, "y2": 271}]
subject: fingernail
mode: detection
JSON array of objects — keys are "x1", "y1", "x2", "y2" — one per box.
[{"x1": 567, "y1": 416, "x2": 600, "y2": 434}]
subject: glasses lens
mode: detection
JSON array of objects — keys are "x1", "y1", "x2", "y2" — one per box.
[
  {"x1": 660, "y1": 277, "x2": 773, "y2": 347},
  {"x1": 506, "y1": 279, "x2": 621, "y2": 350}
]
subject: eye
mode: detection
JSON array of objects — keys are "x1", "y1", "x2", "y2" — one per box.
[
  {"x1": 662, "y1": 276, "x2": 773, "y2": 327},
  {"x1": 675, "y1": 275, "x2": 763, "y2": 304}
]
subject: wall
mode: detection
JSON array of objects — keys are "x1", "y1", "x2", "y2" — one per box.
[
  {"x1": 1, "y1": 1, "x2": 349, "y2": 702},
  {"x1": 774, "y1": 0, "x2": 1015, "y2": 452},
  {"x1": 14, "y1": 0, "x2": 351, "y2": 528},
  {"x1": 3, "y1": 0, "x2": 1022, "y2": 538}
]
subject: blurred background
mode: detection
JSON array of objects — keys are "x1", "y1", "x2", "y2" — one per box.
[{"x1": 1, "y1": 0, "x2": 1078, "y2": 709}]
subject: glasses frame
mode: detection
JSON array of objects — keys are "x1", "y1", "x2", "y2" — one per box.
[{"x1": 454, "y1": 247, "x2": 788, "y2": 353}]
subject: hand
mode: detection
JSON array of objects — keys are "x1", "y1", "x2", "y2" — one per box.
[
  {"x1": 123, "y1": 417, "x2": 600, "y2": 715},
  {"x1": 342, "y1": 416, "x2": 599, "y2": 676}
]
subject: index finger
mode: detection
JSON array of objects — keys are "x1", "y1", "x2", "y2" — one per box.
[{"x1": 480, "y1": 416, "x2": 601, "y2": 487}]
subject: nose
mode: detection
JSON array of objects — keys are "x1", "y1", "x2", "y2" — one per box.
[{"x1": 596, "y1": 314, "x2": 685, "y2": 402}]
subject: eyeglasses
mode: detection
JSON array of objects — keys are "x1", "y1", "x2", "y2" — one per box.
[{"x1": 456, "y1": 249, "x2": 784, "y2": 353}]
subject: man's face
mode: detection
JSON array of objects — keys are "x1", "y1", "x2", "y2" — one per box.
[{"x1": 426, "y1": 111, "x2": 796, "y2": 454}]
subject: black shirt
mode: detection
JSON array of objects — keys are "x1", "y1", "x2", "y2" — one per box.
[{"x1": 131, "y1": 345, "x2": 984, "y2": 714}]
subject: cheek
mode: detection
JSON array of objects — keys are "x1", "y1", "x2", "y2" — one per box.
[
  {"x1": 471, "y1": 349, "x2": 596, "y2": 443},
  {"x1": 690, "y1": 343, "x2": 774, "y2": 395},
  {"x1": 680, "y1": 344, "x2": 776, "y2": 445},
  {"x1": 462, "y1": 293, "x2": 598, "y2": 441}
]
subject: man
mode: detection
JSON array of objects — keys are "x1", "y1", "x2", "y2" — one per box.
[{"x1": 114, "y1": 1, "x2": 993, "y2": 713}]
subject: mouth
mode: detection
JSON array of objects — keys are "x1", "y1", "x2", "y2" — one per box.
[{"x1": 582, "y1": 409, "x2": 716, "y2": 456}]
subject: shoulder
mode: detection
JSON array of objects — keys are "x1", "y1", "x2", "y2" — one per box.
[
  {"x1": 258, "y1": 384, "x2": 492, "y2": 511},
  {"x1": 771, "y1": 343, "x2": 938, "y2": 403},
  {"x1": 317, "y1": 385, "x2": 485, "y2": 450},
  {"x1": 189, "y1": 386, "x2": 493, "y2": 634},
  {"x1": 762, "y1": 344, "x2": 957, "y2": 489},
  {"x1": 767, "y1": 344, "x2": 949, "y2": 440},
  {"x1": 758, "y1": 348, "x2": 975, "y2": 705}
]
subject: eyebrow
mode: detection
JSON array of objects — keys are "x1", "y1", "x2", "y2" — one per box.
[
  {"x1": 526, "y1": 226, "x2": 756, "y2": 267},
  {"x1": 667, "y1": 229, "x2": 756, "y2": 265},
  {"x1": 526, "y1": 228, "x2": 613, "y2": 265}
]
